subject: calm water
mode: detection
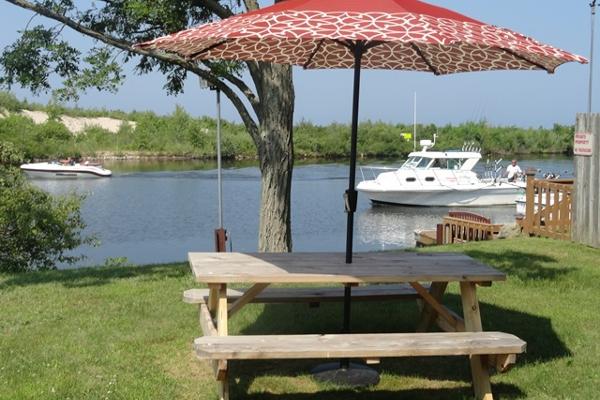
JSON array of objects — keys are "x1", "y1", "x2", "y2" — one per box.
[{"x1": 29, "y1": 157, "x2": 573, "y2": 267}]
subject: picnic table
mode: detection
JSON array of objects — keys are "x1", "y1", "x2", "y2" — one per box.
[{"x1": 187, "y1": 251, "x2": 525, "y2": 400}]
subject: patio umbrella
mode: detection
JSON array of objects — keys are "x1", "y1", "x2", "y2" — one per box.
[{"x1": 137, "y1": 0, "x2": 586, "y2": 383}]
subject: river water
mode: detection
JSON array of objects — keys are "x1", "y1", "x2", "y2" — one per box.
[{"x1": 29, "y1": 157, "x2": 573, "y2": 267}]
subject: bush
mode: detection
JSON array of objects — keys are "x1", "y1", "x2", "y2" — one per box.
[
  {"x1": 0, "y1": 142, "x2": 93, "y2": 272},
  {"x1": 0, "y1": 91, "x2": 24, "y2": 112},
  {"x1": 36, "y1": 120, "x2": 72, "y2": 142}
]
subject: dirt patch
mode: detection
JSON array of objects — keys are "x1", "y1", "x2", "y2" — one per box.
[{"x1": 19, "y1": 110, "x2": 136, "y2": 135}]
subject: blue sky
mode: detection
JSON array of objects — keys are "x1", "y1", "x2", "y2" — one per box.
[{"x1": 0, "y1": 0, "x2": 595, "y2": 128}]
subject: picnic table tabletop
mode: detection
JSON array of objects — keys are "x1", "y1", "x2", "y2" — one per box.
[{"x1": 188, "y1": 251, "x2": 505, "y2": 284}]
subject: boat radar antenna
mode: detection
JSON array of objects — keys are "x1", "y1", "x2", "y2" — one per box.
[{"x1": 419, "y1": 133, "x2": 436, "y2": 151}]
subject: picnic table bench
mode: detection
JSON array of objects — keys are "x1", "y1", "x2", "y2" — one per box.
[{"x1": 187, "y1": 251, "x2": 526, "y2": 400}]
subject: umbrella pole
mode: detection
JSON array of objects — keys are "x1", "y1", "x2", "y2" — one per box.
[
  {"x1": 341, "y1": 41, "x2": 364, "y2": 367},
  {"x1": 312, "y1": 41, "x2": 379, "y2": 387}
]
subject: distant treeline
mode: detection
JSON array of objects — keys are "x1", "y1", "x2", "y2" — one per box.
[{"x1": 0, "y1": 91, "x2": 575, "y2": 160}]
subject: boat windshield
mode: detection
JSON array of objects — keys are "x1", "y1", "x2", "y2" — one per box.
[
  {"x1": 403, "y1": 157, "x2": 466, "y2": 170},
  {"x1": 402, "y1": 157, "x2": 433, "y2": 169}
]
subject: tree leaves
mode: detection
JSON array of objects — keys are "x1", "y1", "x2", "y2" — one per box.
[
  {"x1": 0, "y1": 0, "x2": 244, "y2": 100},
  {"x1": 0, "y1": 25, "x2": 80, "y2": 94},
  {"x1": 0, "y1": 141, "x2": 94, "y2": 272}
]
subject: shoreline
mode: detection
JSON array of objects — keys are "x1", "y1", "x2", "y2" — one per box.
[{"x1": 77, "y1": 150, "x2": 572, "y2": 162}]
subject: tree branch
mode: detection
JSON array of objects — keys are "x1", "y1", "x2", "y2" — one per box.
[
  {"x1": 243, "y1": 0, "x2": 260, "y2": 12},
  {"x1": 4, "y1": 0, "x2": 260, "y2": 142},
  {"x1": 200, "y1": 60, "x2": 259, "y2": 112},
  {"x1": 191, "y1": 0, "x2": 233, "y2": 19}
]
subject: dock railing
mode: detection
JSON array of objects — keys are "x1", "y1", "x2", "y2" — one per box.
[
  {"x1": 437, "y1": 211, "x2": 502, "y2": 244},
  {"x1": 519, "y1": 173, "x2": 573, "y2": 240}
]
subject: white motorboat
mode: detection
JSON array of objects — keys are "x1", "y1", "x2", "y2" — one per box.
[
  {"x1": 357, "y1": 140, "x2": 525, "y2": 207},
  {"x1": 20, "y1": 161, "x2": 112, "y2": 178}
]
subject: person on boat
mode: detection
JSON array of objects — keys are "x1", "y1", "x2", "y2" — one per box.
[
  {"x1": 59, "y1": 157, "x2": 74, "y2": 165},
  {"x1": 506, "y1": 159, "x2": 522, "y2": 182}
]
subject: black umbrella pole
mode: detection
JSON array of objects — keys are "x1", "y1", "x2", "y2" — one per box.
[
  {"x1": 342, "y1": 42, "x2": 364, "y2": 369},
  {"x1": 312, "y1": 41, "x2": 378, "y2": 387},
  {"x1": 345, "y1": 41, "x2": 364, "y2": 264}
]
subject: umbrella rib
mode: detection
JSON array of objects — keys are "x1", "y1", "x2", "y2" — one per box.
[
  {"x1": 303, "y1": 39, "x2": 325, "y2": 69},
  {"x1": 411, "y1": 43, "x2": 440, "y2": 75},
  {"x1": 187, "y1": 39, "x2": 230, "y2": 60},
  {"x1": 333, "y1": 38, "x2": 353, "y2": 50},
  {"x1": 364, "y1": 40, "x2": 385, "y2": 51},
  {"x1": 499, "y1": 47, "x2": 554, "y2": 73}
]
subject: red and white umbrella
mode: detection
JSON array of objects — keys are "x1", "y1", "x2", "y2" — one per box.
[{"x1": 139, "y1": 0, "x2": 586, "y2": 74}]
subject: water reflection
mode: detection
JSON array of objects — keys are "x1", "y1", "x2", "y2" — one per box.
[{"x1": 357, "y1": 204, "x2": 516, "y2": 251}]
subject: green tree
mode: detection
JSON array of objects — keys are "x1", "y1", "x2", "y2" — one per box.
[
  {"x1": 1, "y1": 0, "x2": 294, "y2": 252},
  {"x1": 0, "y1": 142, "x2": 93, "y2": 272}
]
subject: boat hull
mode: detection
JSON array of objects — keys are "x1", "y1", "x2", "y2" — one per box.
[
  {"x1": 360, "y1": 185, "x2": 522, "y2": 207},
  {"x1": 20, "y1": 163, "x2": 112, "y2": 178}
]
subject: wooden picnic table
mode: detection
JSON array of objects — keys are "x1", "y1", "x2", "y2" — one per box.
[{"x1": 188, "y1": 251, "x2": 522, "y2": 400}]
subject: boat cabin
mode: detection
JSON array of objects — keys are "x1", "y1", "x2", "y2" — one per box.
[{"x1": 401, "y1": 151, "x2": 482, "y2": 171}]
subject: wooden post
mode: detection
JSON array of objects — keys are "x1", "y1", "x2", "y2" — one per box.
[
  {"x1": 216, "y1": 284, "x2": 229, "y2": 400},
  {"x1": 573, "y1": 113, "x2": 600, "y2": 248},
  {"x1": 524, "y1": 171, "x2": 536, "y2": 234},
  {"x1": 460, "y1": 282, "x2": 493, "y2": 400},
  {"x1": 215, "y1": 228, "x2": 227, "y2": 252}
]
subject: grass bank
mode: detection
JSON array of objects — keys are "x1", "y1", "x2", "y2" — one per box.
[{"x1": 1, "y1": 238, "x2": 599, "y2": 399}]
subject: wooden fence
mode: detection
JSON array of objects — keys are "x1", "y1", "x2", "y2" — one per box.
[
  {"x1": 520, "y1": 177, "x2": 573, "y2": 240},
  {"x1": 436, "y1": 211, "x2": 502, "y2": 244},
  {"x1": 573, "y1": 113, "x2": 600, "y2": 248}
]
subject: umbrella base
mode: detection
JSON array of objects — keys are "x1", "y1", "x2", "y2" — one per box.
[{"x1": 311, "y1": 362, "x2": 379, "y2": 387}]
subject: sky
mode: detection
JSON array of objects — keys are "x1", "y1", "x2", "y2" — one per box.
[{"x1": 0, "y1": 0, "x2": 596, "y2": 128}]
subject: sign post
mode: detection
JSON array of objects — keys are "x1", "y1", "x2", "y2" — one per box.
[{"x1": 200, "y1": 77, "x2": 227, "y2": 252}]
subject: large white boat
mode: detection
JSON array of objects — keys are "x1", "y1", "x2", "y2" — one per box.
[
  {"x1": 357, "y1": 140, "x2": 524, "y2": 207},
  {"x1": 20, "y1": 161, "x2": 112, "y2": 178}
]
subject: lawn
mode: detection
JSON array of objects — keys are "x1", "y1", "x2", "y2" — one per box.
[{"x1": 1, "y1": 237, "x2": 599, "y2": 399}]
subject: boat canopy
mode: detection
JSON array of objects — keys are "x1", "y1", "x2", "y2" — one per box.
[{"x1": 402, "y1": 151, "x2": 481, "y2": 171}]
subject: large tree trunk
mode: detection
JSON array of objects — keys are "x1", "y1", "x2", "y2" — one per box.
[{"x1": 255, "y1": 62, "x2": 294, "y2": 252}]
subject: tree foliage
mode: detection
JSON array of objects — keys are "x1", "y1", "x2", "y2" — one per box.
[
  {"x1": 0, "y1": 0, "x2": 235, "y2": 100},
  {"x1": 0, "y1": 141, "x2": 93, "y2": 272}
]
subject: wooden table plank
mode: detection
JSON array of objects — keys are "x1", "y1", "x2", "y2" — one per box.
[{"x1": 188, "y1": 252, "x2": 505, "y2": 284}]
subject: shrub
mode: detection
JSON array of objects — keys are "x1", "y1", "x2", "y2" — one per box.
[
  {"x1": 0, "y1": 91, "x2": 24, "y2": 112},
  {"x1": 0, "y1": 142, "x2": 93, "y2": 272},
  {"x1": 36, "y1": 120, "x2": 72, "y2": 142}
]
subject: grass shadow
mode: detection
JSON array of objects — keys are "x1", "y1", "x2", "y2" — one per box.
[
  {"x1": 460, "y1": 249, "x2": 574, "y2": 281},
  {"x1": 0, "y1": 262, "x2": 189, "y2": 290},
  {"x1": 228, "y1": 294, "x2": 569, "y2": 398},
  {"x1": 233, "y1": 381, "x2": 524, "y2": 400}
]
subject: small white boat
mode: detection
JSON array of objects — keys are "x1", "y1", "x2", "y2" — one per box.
[
  {"x1": 20, "y1": 161, "x2": 112, "y2": 178},
  {"x1": 357, "y1": 140, "x2": 525, "y2": 207}
]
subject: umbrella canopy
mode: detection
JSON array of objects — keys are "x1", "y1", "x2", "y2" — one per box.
[{"x1": 138, "y1": 0, "x2": 586, "y2": 73}]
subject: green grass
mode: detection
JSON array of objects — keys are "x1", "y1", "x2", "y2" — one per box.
[{"x1": 1, "y1": 238, "x2": 599, "y2": 399}]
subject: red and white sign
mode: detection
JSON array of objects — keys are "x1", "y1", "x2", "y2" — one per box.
[{"x1": 574, "y1": 131, "x2": 594, "y2": 156}]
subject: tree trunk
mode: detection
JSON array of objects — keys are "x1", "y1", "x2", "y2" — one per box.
[{"x1": 255, "y1": 62, "x2": 294, "y2": 252}]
